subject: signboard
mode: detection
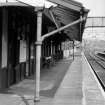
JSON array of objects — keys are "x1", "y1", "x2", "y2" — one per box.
[
  {"x1": 19, "y1": 40, "x2": 26, "y2": 62},
  {"x1": 61, "y1": 41, "x2": 73, "y2": 50}
]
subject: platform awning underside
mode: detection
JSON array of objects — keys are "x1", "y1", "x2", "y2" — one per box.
[
  {"x1": 44, "y1": 7, "x2": 81, "y2": 41},
  {"x1": 45, "y1": 0, "x2": 86, "y2": 41}
]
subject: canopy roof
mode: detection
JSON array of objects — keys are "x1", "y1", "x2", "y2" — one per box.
[
  {"x1": 0, "y1": 0, "x2": 89, "y2": 41},
  {"x1": 47, "y1": 0, "x2": 82, "y2": 11},
  {"x1": 0, "y1": 0, "x2": 56, "y2": 7}
]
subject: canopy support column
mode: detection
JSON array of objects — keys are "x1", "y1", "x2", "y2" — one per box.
[{"x1": 34, "y1": 8, "x2": 43, "y2": 102}]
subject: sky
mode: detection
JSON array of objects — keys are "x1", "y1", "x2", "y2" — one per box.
[
  {"x1": 79, "y1": 0, "x2": 105, "y2": 40},
  {"x1": 77, "y1": 0, "x2": 105, "y2": 16}
]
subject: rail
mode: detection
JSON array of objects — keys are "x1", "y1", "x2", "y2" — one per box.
[{"x1": 84, "y1": 51, "x2": 105, "y2": 91}]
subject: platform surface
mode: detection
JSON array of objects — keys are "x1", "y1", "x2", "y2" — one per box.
[{"x1": 0, "y1": 53, "x2": 105, "y2": 105}]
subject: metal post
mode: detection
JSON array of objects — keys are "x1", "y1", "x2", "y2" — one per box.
[
  {"x1": 34, "y1": 8, "x2": 42, "y2": 102},
  {"x1": 51, "y1": 40, "x2": 53, "y2": 55},
  {"x1": 73, "y1": 41, "x2": 74, "y2": 60}
]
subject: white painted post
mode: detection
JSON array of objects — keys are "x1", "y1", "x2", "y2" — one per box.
[{"x1": 2, "y1": 8, "x2": 8, "y2": 68}]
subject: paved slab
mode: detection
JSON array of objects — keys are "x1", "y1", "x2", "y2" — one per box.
[
  {"x1": 0, "y1": 58, "x2": 73, "y2": 105},
  {"x1": 52, "y1": 56, "x2": 83, "y2": 105}
]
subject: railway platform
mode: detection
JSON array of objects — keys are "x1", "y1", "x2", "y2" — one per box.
[{"x1": 0, "y1": 53, "x2": 105, "y2": 105}]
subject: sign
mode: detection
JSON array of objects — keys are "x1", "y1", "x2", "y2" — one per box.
[
  {"x1": 61, "y1": 41, "x2": 73, "y2": 50},
  {"x1": 19, "y1": 40, "x2": 26, "y2": 62}
]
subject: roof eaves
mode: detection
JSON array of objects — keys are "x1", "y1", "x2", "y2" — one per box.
[
  {"x1": 47, "y1": 0, "x2": 83, "y2": 12},
  {"x1": 0, "y1": 2, "x2": 29, "y2": 7}
]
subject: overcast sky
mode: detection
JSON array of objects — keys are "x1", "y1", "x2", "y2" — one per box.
[{"x1": 77, "y1": 0, "x2": 105, "y2": 16}]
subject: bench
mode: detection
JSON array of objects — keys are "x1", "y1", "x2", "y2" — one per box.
[{"x1": 42, "y1": 56, "x2": 53, "y2": 68}]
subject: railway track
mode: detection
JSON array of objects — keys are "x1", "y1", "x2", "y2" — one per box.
[
  {"x1": 92, "y1": 53, "x2": 105, "y2": 69},
  {"x1": 84, "y1": 51, "x2": 105, "y2": 91}
]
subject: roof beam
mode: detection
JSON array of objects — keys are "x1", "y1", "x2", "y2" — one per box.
[
  {"x1": 49, "y1": 9, "x2": 60, "y2": 29},
  {"x1": 0, "y1": 2, "x2": 28, "y2": 6},
  {"x1": 42, "y1": 17, "x2": 86, "y2": 41}
]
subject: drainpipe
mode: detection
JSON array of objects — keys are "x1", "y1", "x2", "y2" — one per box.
[
  {"x1": 80, "y1": 13, "x2": 82, "y2": 42},
  {"x1": 34, "y1": 7, "x2": 43, "y2": 102}
]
